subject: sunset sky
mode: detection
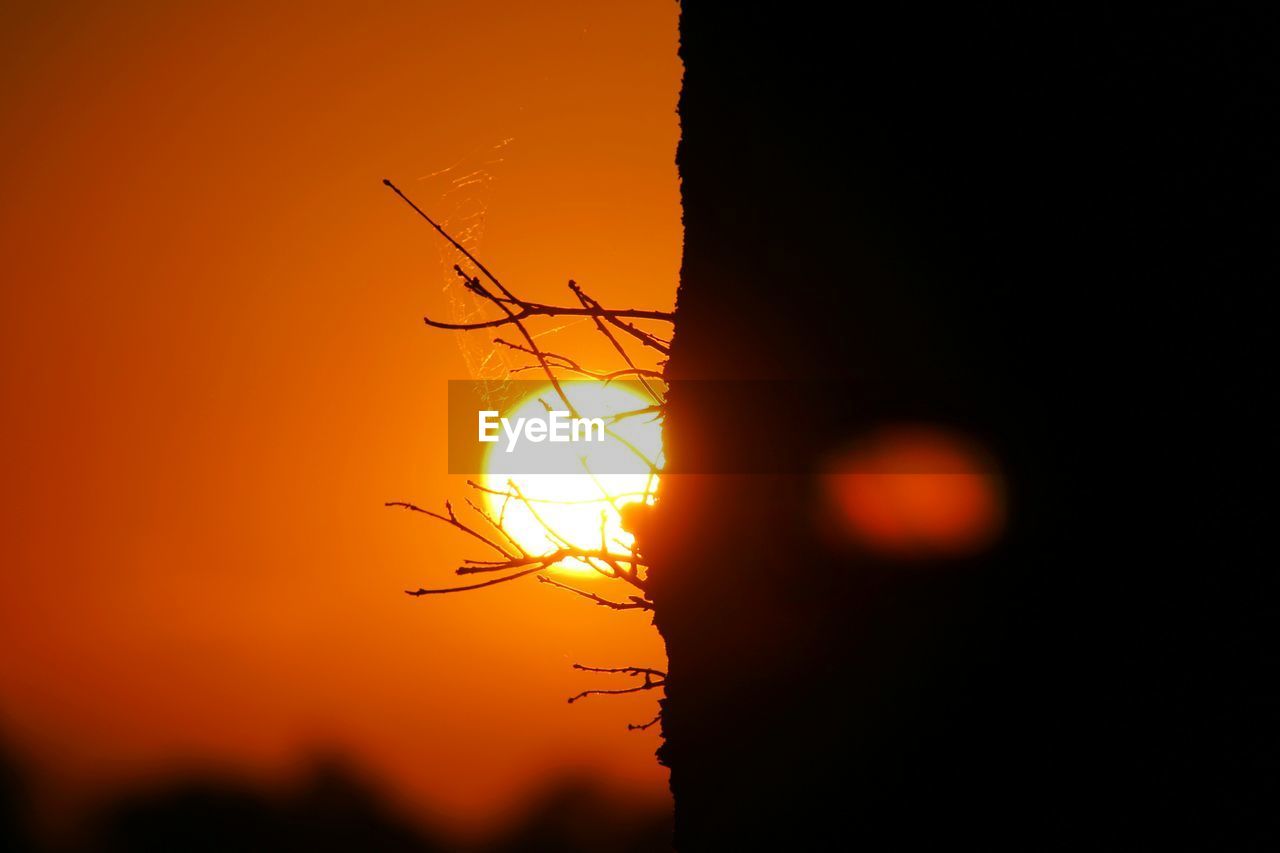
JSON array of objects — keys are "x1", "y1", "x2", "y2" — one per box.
[{"x1": 0, "y1": 0, "x2": 680, "y2": 837}]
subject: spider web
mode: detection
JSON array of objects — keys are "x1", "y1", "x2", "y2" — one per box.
[{"x1": 418, "y1": 138, "x2": 522, "y2": 402}]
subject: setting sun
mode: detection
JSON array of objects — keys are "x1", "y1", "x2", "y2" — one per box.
[{"x1": 479, "y1": 382, "x2": 663, "y2": 574}]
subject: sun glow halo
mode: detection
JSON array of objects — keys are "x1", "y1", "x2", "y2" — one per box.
[{"x1": 480, "y1": 382, "x2": 662, "y2": 575}]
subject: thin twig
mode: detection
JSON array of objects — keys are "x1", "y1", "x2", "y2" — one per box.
[
  {"x1": 536, "y1": 575, "x2": 653, "y2": 611},
  {"x1": 405, "y1": 565, "x2": 545, "y2": 596},
  {"x1": 467, "y1": 479, "x2": 649, "y2": 505},
  {"x1": 566, "y1": 663, "x2": 666, "y2": 704},
  {"x1": 422, "y1": 305, "x2": 674, "y2": 330},
  {"x1": 495, "y1": 337, "x2": 664, "y2": 382},
  {"x1": 628, "y1": 714, "x2": 662, "y2": 732},
  {"x1": 573, "y1": 664, "x2": 667, "y2": 678},
  {"x1": 385, "y1": 501, "x2": 514, "y2": 558},
  {"x1": 452, "y1": 266, "x2": 578, "y2": 417},
  {"x1": 384, "y1": 177, "x2": 667, "y2": 609}
]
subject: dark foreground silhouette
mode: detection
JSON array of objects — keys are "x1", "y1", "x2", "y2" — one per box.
[
  {"x1": 0, "y1": 743, "x2": 671, "y2": 853},
  {"x1": 649, "y1": 1, "x2": 1274, "y2": 848}
]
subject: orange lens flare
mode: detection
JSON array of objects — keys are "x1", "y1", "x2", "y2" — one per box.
[{"x1": 821, "y1": 426, "x2": 1004, "y2": 558}]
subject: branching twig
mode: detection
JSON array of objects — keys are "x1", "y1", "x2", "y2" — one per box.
[
  {"x1": 495, "y1": 337, "x2": 664, "y2": 382},
  {"x1": 628, "y1": 714, "x2": 662, "y2": 732},
  {"x1": 467, "y1": 479, "x2": 649, "y2": 505},
  {"x1": 567, "y1": 663, "x2": 667, "y2": 704},
  {"x1": 573, "y1": 664, "x2": 667, "y2": 678},
  {"x1": 422, "y1": 304, "x2": 674, "y2": 330},
  {"x1": 385, "y1": 177, "x2": 666, "y2": 629},
  {"x1": 536, "y1": 575, "x2": 653, "y2": 611},
  {"x1": 451, "y1": 265, "x2": 578, "y2": 417},
  {"x1": 385, "y1": 500, "x2": 516, "y2": 559},
  {"x1": 405, "y1": 565, "x2": 545, "y2": 596},
  {"x1": 567, "y1": 280, "x2": 665, "y2": 402},
  {"x1": 454, "y1": 548, "x2": 644, "y2": 576}
]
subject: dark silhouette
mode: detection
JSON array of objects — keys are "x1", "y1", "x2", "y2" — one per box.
[
  {"x1": 0, "y1": 744, "x2": 672, "y2": 852},
  {"x1": 646, "y1": 2, "x2": 1273, "y2": 848},
  {"x1": 2, "y1": 741, "x2": 36, "y2": 853},
  {"x1": 482, "y1": 779, "x2": 673, "y2": 853},
  {"x1": 86, "y1": 759, "x2": 439, "y2": 853}
]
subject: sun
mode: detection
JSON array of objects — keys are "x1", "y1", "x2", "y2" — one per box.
[{"x1": 479, "y1": 381, "x2": 663, "y2": 575}]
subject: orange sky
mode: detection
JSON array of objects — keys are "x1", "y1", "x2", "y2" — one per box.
[{"x1": 0, "y1": 0, "x2": 680, "y2": 836}]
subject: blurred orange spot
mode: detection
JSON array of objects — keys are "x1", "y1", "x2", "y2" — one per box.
[{"x1": 821, "y1": 426, "x2": 1003, "y2": 558}]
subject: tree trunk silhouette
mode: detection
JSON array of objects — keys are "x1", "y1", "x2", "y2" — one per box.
[{"x1": 647, "y1": 3, "x2": 1272, "y2": 848}]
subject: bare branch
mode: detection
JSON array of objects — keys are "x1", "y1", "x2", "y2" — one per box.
[
  {"x1": 567, "y1": 681, "x2": 666, "y2": 704},
  {"x1": 496, "y1": 481, "x2": 647, "y2": 592},
  {"x1": 567, "y1": 280, "x2": 666, "y2": 401},
  {"x1": 385, "y1": 177, "x2": 667, "y2": 614},
  {"x1": 450, "y1": 266, "x2": 579, "y2": 417},
  {"x1": 454, "y1": 548, "x2": 642, "y2": 576},
  {"x1": 405, "y1": 565, "x2": 545, "y2": 596},
  {"x1": 508, "y1": 363, "x2": 664, "y2": 382},
  {"x1": 461, "y1": 497, "x2": 528, "y2": 557},
  {"x1": 385, "y1": 501, "x2": 514, "y2": 559},
  {"x1": 628, "y1": 714, "x2": 662, "y2": 732},
  {"x1": 607, "y1": 405, "x2": 664, "y2": 424},
  {"x1": 495, "y1": 338, "x2": 664, "y2": 382},
  {"x1": 505, "y1": 479, "x2": 578, "y2": 553},
  {"x1": 573, "y1": 664, "x2": 667, "y2": 678},
  {"x1": 566, "y1": 663, "x2": 666, "y2": 704},
  {"x1": 536, "y1": 575, "x2": 654, "y2": 611},
  {"x1": 568, "y1": 686, "x2": 657, "y2": 703},
  {"x1": 467, "y1": 479, "x2": 650, "y2": 505},
  {"x1": 384, "y1": 178, "x2": 513, "y2": 302},
  {"x1": 423, "y1": 305, "x2": 674, "y2": 331}
]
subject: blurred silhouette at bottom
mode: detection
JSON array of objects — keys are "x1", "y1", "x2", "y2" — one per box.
[
  {"x1": 0, "y1": 739, "x2": 672, "y2": 853},
  {"x1": 2, "y1": 741, "x2": 36, "y2": 853}
]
